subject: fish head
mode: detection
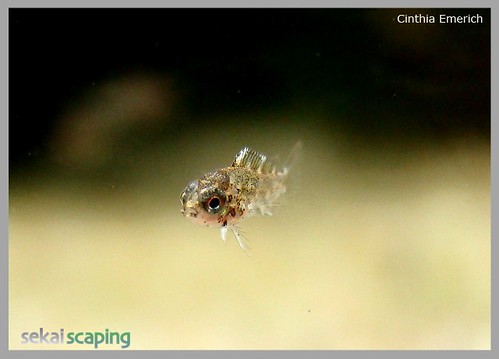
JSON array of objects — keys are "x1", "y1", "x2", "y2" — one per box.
[{"x1": 180, "y1": 171, "x2": 232, "y2": 227}]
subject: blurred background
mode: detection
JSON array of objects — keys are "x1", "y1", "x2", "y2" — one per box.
[{"x1": 9, "y1": 8, "x2": 490, "y2": 349}]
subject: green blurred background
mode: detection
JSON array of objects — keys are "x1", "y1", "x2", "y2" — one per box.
[{"x1": 9, "y1": 9, "x2": 490, "y2": 349}]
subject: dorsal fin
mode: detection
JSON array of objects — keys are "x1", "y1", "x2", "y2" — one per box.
[{"x1": 231, "y1": 147, "x2": 275, "y2": 174}]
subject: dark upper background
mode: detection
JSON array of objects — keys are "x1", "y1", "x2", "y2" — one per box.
[{"x1": 9, "y1": 8, "x2": 490, "y2": 170}]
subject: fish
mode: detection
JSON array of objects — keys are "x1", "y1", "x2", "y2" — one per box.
[{"x1": 180, "y1": 141, "x2": 302, "y2": 251}]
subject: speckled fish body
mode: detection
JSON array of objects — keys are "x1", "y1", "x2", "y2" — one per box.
[{"x1": 180, "y1": 142, "x2": 301, "y2": 251}]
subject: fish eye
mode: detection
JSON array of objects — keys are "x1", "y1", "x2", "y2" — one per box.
[
  {"x1": 204, "y1": 193, "x2": 226, "y2": 214},
  {"x1": 208, "y1": 197, "x2": 220, "y2": 209}
]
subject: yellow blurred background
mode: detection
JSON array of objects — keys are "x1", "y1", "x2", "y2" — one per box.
[{"x1": 9, "y1": 106, "x2": 490, "y2": 350}]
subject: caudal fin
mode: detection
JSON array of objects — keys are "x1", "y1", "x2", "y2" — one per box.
[{"x1": 282, "y1": 140, "x2": 303, "y2": 175}]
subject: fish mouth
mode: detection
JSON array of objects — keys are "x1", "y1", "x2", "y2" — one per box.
[
  {"x1": 180, "y1": 181, "x2": 199, "y2": 216},
  {"x1": 181, "y1": 207, "x2": 199, "y2": 219}
]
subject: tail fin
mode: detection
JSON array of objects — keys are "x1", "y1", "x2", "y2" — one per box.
[{"x1": 281, "y1": 140, "x2": 303, "y2": 176}]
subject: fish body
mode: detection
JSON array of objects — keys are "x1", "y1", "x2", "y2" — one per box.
[{"x1": 180, "y1": 142, "x2": 301, "y2": 251}]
